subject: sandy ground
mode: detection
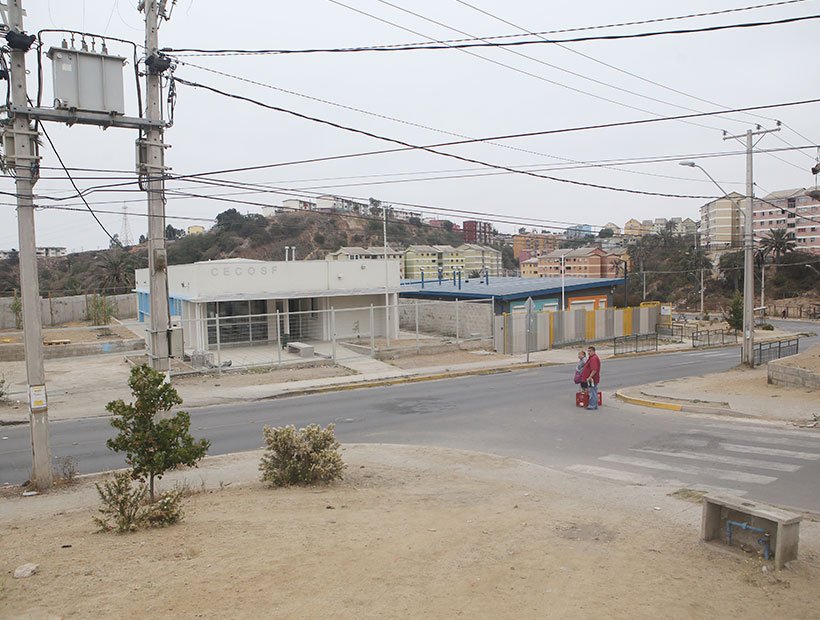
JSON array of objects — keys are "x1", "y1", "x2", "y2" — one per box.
[
  {"x1": 171, "y1": 363, "x2": 354, "y2": 388},
  {"x1": 634, "y1": 364, "x2": 818, "y2": 421},
  {"x1": 388, "y1": 349, "x2": 508, "y2": 369},
  {"x1": 2, "y1": 444, "x2": 819, "y2": 620},
  {"x1": 778, "y1": 343, "x2": 820, "y2": 373},
  {"x1": 0, "y1": 321, "x2": 139, "y2": 345}
]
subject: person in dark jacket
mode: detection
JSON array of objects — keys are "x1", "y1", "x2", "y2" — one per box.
[{"x1": 581, "y1": 345, "x2": 601, "y2": 410}]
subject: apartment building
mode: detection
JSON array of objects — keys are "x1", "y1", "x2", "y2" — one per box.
[
  {"x1": 623, "y1": 218, "x2": 650, "y2": 239},
  {"x1": 462, "y1": 220, "x2": 492, "y2": 244},
  {"x1": 520, "y1": 257, "x2": 539, "y2": 278},
  {"x1": 326, "y1": 246, "x2": 406, "y2": 277},
  {"x1": 753, "y1": 187, "x2": 820, "y2": 255},
  {"x1": 460, "y1": 243, "x2": 502, "y2": 276},
  {"x1": 700, "y1": 193, "x2": 744, "y2": 252},
  {"x1": 512, "y1": 232, "x2": 559, "y2": 260},
  {"x1": 566, "y1": 224, "x2": 593, "y2": 239},
  {"x1": 35, "y1": 247, "x2": 67, "y2": 258},
  {"x1": 602, "y1": 222, "x2": 622, "y2": 236},
  {"x1": 522, "y1": 247, "x2": 624, "y2": 279}
]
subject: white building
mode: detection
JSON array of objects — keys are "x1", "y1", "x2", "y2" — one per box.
[
  {"x1": 35, "y1": 246, "x2": 67, "y2": 258},
  {"x1": 135, "y1": 258, "x2": 401, "y2": 352},
  {"x1": 700, "y1": 193, "x2": 743, "y2": 252}
]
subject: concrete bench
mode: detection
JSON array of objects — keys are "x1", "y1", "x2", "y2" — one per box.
[
  {"x1": 287, "y1": 342, "x2": 314, "y2": 359},
  {"x1": 701, "y1": 493, "x2": 801, "y2": 569}
]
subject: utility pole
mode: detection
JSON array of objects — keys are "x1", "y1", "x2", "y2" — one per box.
[
  {"x1": 723, "y1": 125, "x2": 779, "y2": 366},
  {"x1": 383, "y1": 205, "x2": 390, "y2": 346},
  {"x1": 700, "y1": 269, "x2": 705, "y2": 316},
  {"x1": 142, "y1": 0, "x2": 170, "y2": 374},
  {"x1": 4, "y1": 0, "x2": 52, "y2": 490}
]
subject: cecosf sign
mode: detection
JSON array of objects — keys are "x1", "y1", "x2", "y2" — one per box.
[{"x1": 209, "y1": 265, "x2": 278, "y2": 277}]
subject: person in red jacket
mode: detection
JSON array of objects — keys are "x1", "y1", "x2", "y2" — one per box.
[{"x1": 581, "y1": 345, "x2": 601, "y2": 410}]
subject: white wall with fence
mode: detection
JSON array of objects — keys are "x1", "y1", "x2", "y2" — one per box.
[{"x1": 0, "y1": 292, "x2": 137, "y2": 329}]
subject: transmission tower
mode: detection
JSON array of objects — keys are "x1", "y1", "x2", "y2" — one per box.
[{"x1": 119, "y1": 203, "x2": 133, "y2": 246}]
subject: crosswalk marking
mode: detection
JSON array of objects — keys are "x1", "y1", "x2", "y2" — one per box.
[
  {"x1": 699, "y1": 423, "x2": 820, "y2": 441},
  {"x1": 565, "y1": 465, "x2": 749, "y2": 496},
  {"x1": 683, "y1": 430, "x2": 820, "y2": 450},
  {"x1": 632, "y1": 448, "x2": 801, "y2": 472},
  {"x1": 600, "y1": 454, "x2": 777, "y2": 485},
  {"x1": 721, "y1": 442, "x2": 820, "y2": 461},
  {"x1": 567, "y1": 465, "x2": 656, "y2": 485}
]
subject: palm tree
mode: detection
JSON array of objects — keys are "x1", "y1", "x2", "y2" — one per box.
[
  {"x1": 759, "y1": 228, "x2": 796, "y2": 265},
  {"x1": 100, "y1": 250, "x2": 134, "y2": 292}
]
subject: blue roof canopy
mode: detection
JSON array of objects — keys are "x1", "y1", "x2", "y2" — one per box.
[{"x1": 399, "y1": 276, "x2": 622, "y2": 301}]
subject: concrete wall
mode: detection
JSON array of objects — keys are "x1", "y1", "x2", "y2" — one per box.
[
  {"x1": 0, "y1": 338, "x2": 145, "y2": 362},
  {"x1": 398, "y1": 299, "x2": 493, "y2": 339},
  {"x1": 0, "y1": 293, "x2": 137, "y2": 330},
  {"x1": 768, "y1": 360, "x2": 820, "y2": 389}
]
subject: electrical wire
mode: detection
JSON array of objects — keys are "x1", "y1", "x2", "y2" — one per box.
[
  {"x1": 37, "y1": 122, "x2": 120, "y2": 244},
  {"x1": 452, "y1": 0, "x2": 817, "y2": 171},
  {"x1": 176, "y1": 58, "x2": 738, "y2": 184},
  {"x1": 172, "y1": 75, "x2": 820, "y2": 200},
  {"x1": 163, "y1": 11, "x2": 820, "y2": 54}
]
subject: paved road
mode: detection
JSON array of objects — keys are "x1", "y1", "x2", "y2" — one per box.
[{"x1": 3, "y1": 320, "x2": 819, "y2": 512}]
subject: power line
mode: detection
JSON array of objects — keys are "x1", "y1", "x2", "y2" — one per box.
[
  {"x1": 38, "y1": 122, "x2": 120, "y2": 245},
  {"x1": 163, "y1": 10, "x2": 820, "y2": 54},
  {"x1": 177, "y1": 58, "x2": 745, "y2": 184},
  {"x1": 172, "y1": 75, "x2": 820, "y2": 200}
]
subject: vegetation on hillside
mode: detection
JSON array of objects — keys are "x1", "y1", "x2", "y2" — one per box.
[{"x1": 0, "y1": 209, "x2": 483, "y2": 297}]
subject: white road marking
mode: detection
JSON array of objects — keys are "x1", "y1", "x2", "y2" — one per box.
[
  {"x1": 721, "y1": 443, "x2": 820, "y2": 460},
  {"x1": 632, "y1": 448, "x2": 801, "y2": 472},
  {"x1": 699, "y1": 422, "x2": 820, "y2": 441},
  {"x1": 684, "y1": 430, "x2": 820, "y2": 450},
  {"x1": 599, "y1": 454, "x2": 777, "y2": 485},
  {"x1": 566, "y1": 465, "x2": 656, "y2": 485}
]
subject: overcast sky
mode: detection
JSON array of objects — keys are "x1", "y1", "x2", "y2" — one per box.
[{"x1": 1, "y1": 0, "x2": 818, "y2": 252}]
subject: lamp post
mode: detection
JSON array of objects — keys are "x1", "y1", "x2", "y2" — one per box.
[{"x1": 681, "y1": 161, "x2": 754, "y2": 365}]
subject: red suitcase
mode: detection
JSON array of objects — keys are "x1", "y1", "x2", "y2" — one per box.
[{"x1": 576, "y1": 392, "x2": 603, "y2": 408}]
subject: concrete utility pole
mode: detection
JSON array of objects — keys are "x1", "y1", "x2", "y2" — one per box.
[
  {"x1": 383, "y1": 205, "x2": 390, "y2": 346},
  {"x1": 142, "y1": 0, "x2": 170, "y2": 374},
  {"x1": 723, "y1": 126, "x2": 779, "y2": 366},
  {"x1": 5, "y1": 0, "x2": 53, "y2": 490}
]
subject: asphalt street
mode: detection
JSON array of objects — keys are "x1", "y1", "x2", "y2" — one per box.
[{"x1": 2, "y1": 319, "x2": 819, "y2": 512}]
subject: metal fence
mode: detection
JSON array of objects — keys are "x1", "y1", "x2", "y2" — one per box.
[
  {"x1": 170, "y1": 298, "x2": 494, "y2": 376},
  {"x1": 692, "y1": 328, "x2": 738, "y2": 348},
  {"x1": 613, "y1": 333, "x2": 658, "y2": 356},
  {"x1": 752, "y1": 338, "x2": 799, "y2": 367}
]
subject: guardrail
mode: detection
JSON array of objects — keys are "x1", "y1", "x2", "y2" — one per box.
[
  {"x1": 752, "y1": 337, "x2": 799, "y2": 367},
  {"x1": 692, "y1": 328, "x2": 738, "y2": 348},
  {"x1": 614, "y1": 333, "x2": 658, "y2": 356}
]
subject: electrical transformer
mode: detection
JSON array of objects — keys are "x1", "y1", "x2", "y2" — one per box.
[{"x1": 46, "y1": 45, "x2": 126, "y2": 115}]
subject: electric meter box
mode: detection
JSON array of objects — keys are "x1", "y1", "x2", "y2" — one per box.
[{"x1": 46, "y1": 46, "x2": 126, "y2": 115}]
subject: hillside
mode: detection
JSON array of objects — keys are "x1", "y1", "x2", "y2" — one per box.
[{"x1": 0, "y1": 209, "x2": 484, "y2": 298}]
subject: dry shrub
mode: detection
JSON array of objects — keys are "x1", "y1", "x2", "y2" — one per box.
[
  {"x1": 259, "y1": 423, "x2": 345, "y2": 487},
  {"x1": 94, "y1": 471, "x2": 185, "y2": 533}
]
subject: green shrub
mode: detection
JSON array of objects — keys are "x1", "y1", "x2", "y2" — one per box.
[
  {"x1": 758, "y1": 323, "x2": 775, "y2": 331},
  {"x1": 94, "y1": 471, "x2": 186, "y2": 533},
  {"x1": 259, "y1": 424, "x2": 345, "y2": 487}
]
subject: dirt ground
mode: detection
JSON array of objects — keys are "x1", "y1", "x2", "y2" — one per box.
[
  {"x1": 171, "y1": 362, "x2": 354, "y2": 388},
  {"x1": 1, "y1": 445, "x2": 818, "y2": 620},
  {"x1": 778, "y1": 343, "x2": 820, "y2": 373},
  {"x1": 388, "y1": 348, "x2": 508, "y2": 369},
  {"x1": 0, "y1": 321, "x2": 138, "y2": 345}
]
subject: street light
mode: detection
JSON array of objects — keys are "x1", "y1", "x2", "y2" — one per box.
[{"x1": 680, "y1": 161, "x2": 754, "y2": 365}]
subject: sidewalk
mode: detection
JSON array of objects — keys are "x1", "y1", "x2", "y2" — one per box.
[{"x1": 616, "y1": 363, "x2": 819, "y2": 424}]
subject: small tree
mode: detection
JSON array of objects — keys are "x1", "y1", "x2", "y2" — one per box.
[
  {"x1": 106, "y1": 364, "x2": 210, "y2": 502},
  {"x1": 725, "y1": 291, "x2": 743, "y2": 331}
]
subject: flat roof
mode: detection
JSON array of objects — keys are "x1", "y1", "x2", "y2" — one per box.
[{"x1": 399, "y1": 276, "x2": 621, "y2": 301}]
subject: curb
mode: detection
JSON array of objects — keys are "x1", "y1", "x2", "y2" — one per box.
[
  {"x1": 255, "y1": 361, "x2": 557, "y2": 401},
  {"x1": 614, "y1": 389, "x2": 754, "y2": 418}
]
